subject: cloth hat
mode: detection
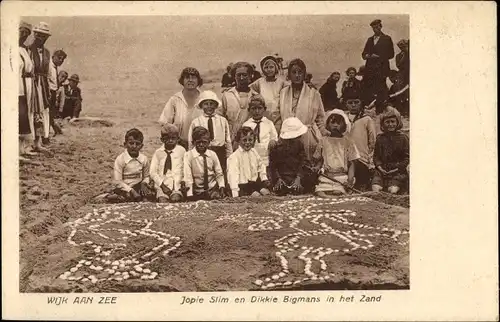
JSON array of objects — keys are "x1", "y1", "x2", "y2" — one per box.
[
  {"x1": 325, "y1": 109, "x2": 351, "y2": 135},
  {"x1": 19, "y1": 21, "x2": 32, "y2": 32},
  {"x1": 380, "y1": 107, "x2": 403, "y2": 132},
  {"x1": 196, "y1": 90, "x2": 222, "y2": 109},
  {"x1": 370, "y1": 19, "x2": 382, "y2": 26},
  {"x1": 33, "y1": 22, "x2": 51, "y2": 35},
  {"x1": 280, "y1": 117, "x2": 308, "y2": 139},
  {"x1": 259, "y1": 55, "x2": 279, "y2": 72},
  {"x1": 69, "y1": 74, "x2": 80, "y2": 82}
]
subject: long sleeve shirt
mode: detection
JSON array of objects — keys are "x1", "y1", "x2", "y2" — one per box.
[
  {"x1": 188, "y1": 114, "x2": 232, "y2": 157},
  {"x1": 348, "y1": 115, "x2": 376, "y2": 168},
  {"x1": 227, "y1": 147, "x2": 268, "y2": 197},
  {"x1": 149, "y1": 145, "x2": 186, "y2": 192},
  {"x1": 242, "y1": 117, "x2": 278, "y2": 167},
  {"x1": 373, "y1": 131, "x2": 410, "y2": 172},
  {"x1": 269, "y1": 138, "x2": 306, "y2": 185},
  {"x1": 183, "y1": 148, "x2": 225, "y2": 196},
  {"x1": 113, "y1": 150, "x2": 150, "y2": 192},
  {"x1": 314, "y1": 136, "x2": 360, "y2": 176}
]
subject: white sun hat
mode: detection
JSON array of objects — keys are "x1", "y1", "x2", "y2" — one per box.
[
  {"x1": 33, "y1": 22, "x2": 51, "y2": 36},
  {"x1": 280, "y1": 117, "x2": 308, "y2": 139},
  {"x1": 195, "y1": 90, "x2": 222, "y2": 109},
  {"x1": 325, "y1": 109, "x2": 351, "y2": 135}
]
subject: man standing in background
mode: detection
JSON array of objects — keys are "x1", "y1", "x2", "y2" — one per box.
[
  {"x1": 30, "y1": 22, "x2": 52, "y2": 149},
  {"x1": 361, "y1": 19, "x2": 394, "y2": 104},
  {"x1": 48, "y1": 49, "x2": 67, "y2": 136}
]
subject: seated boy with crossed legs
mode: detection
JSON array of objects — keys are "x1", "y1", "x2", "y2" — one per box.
[
  {"x1": 184, "y1": 126, "x2": 227, "y2": 200},
  {"x1": 150, "y1": 124, "x2": 186, "y2": 203},
  {"x1": 108, "y1": 128, "x2": 155, "y2": 202}
]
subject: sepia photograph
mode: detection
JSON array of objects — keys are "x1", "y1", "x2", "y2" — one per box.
[{"x1": 17, "y1": 14, "x2": 410, "y2": 293}]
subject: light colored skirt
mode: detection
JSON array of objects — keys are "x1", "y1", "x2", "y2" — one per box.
[{"x1": 315, "y1": 174, "x2": 348, "y2": 193}]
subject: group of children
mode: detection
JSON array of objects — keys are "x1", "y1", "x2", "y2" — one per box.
[{"x1": 107, "y1": 87, "x2": 409, "y2": 203}]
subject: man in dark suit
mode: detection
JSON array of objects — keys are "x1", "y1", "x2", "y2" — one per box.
[{"x1": 361, "y1": 19, "x2": 395, "y2": 105}]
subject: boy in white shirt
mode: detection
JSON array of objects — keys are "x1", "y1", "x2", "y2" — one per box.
[
  {"x1": 108, "y1": 128, "x2": 155, "y2": 202},
  {"x1": 188, "y1": 90, "x2": 232, "y2": 174},
  {"x1": 150, "y1": 124, "x2": 186, "y2": 203},
  {"x1": 184, "y1": 126, "x2": 227, "y2": 200},
  {"x1": 227, "y1": 127, "x2": 271, "y2": 197},
  {"x1": 242, "y1": 94, "x2": 278, "y2": 177}
]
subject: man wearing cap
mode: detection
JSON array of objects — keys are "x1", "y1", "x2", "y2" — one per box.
[
  {"x1": 30, "y1": 22, "x2": 53, "y2": 147},
  {"x1": 48, "y1": 49, "x2": 67, "y2": 135},
  {"x1": 361, "y1": 19, "x2": 395, "y2": 104},
  {"x1": 61, "y1": 74, "x2": 83, "y2": 119}
]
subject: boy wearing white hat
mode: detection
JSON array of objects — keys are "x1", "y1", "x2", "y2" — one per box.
[
  {"x1": 188, "y1": 90, "x2": 232, "y2": 175},
  {"x1": 268, "y1": 117, "x2": 308, "y2": 195}
]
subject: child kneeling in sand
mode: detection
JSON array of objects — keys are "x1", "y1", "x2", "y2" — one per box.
[
  {"x1": 150, "y1": 124, "x2": 186, "y2": 203},
  {"x1": 372, "y1": 108, "x2": 409, "y2": 194},
  {"x1": 108, "y1": 128, "x2": 155, "y2": 202},
  {"x1": 184, "y1": 126, "x2": 227, "y2": 200},
  {"x1": 314, "y1": 109, "x2": 360, "y2": 197},
  {"x1": 227, "y1": 127, "x2": 271, "y2": 197},
  {"x1": 269, "y1": 117, "x2": 308, "y2": 195}
]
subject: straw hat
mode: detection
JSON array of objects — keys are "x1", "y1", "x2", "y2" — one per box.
[
  {"x1": 196, "y1": 90, "x2": 222, "y2": 109},
  {"x1": 280, "y1": 117, "x2": 307, "y2": 139},
  {"x1": 69, "y1": 74, "x2": 80, "y2": 83},
  {"x1": 33, "y1": 22, "x2": 51, "y2": 35}
]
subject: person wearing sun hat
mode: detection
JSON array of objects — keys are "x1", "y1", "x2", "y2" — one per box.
[
  {"x1": 61, "y1": 74, "x2": 83, "y2": 119},
  {"x1": 268, "y1": 117, "x2": 308, "y2": 195},
  {"x1": 188, "y1": 90, "x2": 232, "y2": 175},
  {"x1": 30, "y1": 22, "x2": 53, "y2": 150},
  {"x1": 19, "y1": 21, "x2": 38, "y2": 161}
]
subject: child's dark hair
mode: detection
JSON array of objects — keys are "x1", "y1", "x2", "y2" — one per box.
[
  {"x1": 346, "y1": 67, "x2": 357, "y2": 75},
  {"x1": 235, "y1": 126, "x2": 256, "y2": 142},
  {"x1": 124, "y1": 128, "x2": 144, "y2": 142},
  {"x1": 191, "y1": 126, "x2": 210, "y2": 142},
  {"x1": 178, "y1": 67, "x2": 204, "y2": 87}
]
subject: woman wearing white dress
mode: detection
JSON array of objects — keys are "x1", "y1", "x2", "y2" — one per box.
[{"x1": 158, "y1": 67, "x2": 204, "y2": 150}]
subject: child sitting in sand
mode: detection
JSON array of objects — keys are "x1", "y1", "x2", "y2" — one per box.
[
  {"x1": 61, "y1": 74, "x2": 83, "y2": 120},
  {"x1": 184, "y1": 126, "x2": 227, "y2": 200},
  {"x1": 227, "y1": 127, "x2": 271, "y2": 197},
  {"x1": 150, "y1": 124, "x2": 186, "y2": 203},
  {"x1": 188, "y1": 90, "x2": 232, "y2": 175},
  {"x1": 345, "y1": 93, "x2": 377, "y2": 191},
  {"x1": 314, "y1": 109, "x2": 360, "y2": 197},
  {"x1": 372, "y1": 108, "x2": 409, "y2": 194},
  {"x1": 250, "y1": 55, "x2": 287, "y2": 124},
  {"x1": 268, "y1": 117, "x2": 308, "y2": 195},
  {"x1": 242, "y1": 94, "x2": 278, "y2": 176},
  {"x1": 108, "y1": 128, "x2": 155, "y2": 202}
]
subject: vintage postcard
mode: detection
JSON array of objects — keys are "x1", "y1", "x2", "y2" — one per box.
[{"x1": 1, "y1": 1, "x2": 497, "y2": 321}]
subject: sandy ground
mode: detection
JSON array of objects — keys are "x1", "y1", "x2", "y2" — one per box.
[{"x1": 19, "y1": 92, "x2": 409, "y2": 292}]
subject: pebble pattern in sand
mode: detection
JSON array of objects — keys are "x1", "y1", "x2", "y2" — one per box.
[
  {"x1": 215, "y1": 196, "x2": 409, "y2": 290},
  {"x1": 61, "y1": 197, "x2": 408, "y2": 287}
]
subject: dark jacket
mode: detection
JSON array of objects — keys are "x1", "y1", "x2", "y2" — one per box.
[
  {"x1": 374, "y1": 131, "x2": 409, "y2": 173},
  {"x1": 30, "y1": 45, "x2": 51, "y2": 109},
  {"x1": 319, "y1": 81, "x2": 339, "y2": 111},
  {"x1": 362, "y1": 33, "x2": 395, "y2": 78},
  {"x1": 396, "y1": 51, "x2": 409, "y2": 85},
  {"x1": 341, "y1": 78, "x2": 362, "y2": 99}
]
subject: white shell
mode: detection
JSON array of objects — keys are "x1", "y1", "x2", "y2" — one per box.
[{"x1": 254, "y1": 280, "x2": 263, "y2": 286}]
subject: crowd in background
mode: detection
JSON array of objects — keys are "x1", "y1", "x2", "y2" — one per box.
[{"x1": 18, "y1": 21, "x2": 83, "y2": 163}]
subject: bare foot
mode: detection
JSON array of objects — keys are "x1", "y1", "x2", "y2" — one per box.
[
  {"x1": 251, "y1": 191, "x2": 261, "y2": 198},
  {"x1": 315, "y1": 191, "x2": 329, "y2": 198},
  {"x1": 259, "y1": 188, "x2": 270, "y2": 196}
]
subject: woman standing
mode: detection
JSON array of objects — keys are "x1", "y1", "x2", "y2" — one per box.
[
  {"x1": 219, "y1": 61, "x2": 258, "y2": 147},
  {"x1": 276, "y1": 58, "x2": 328, "y2": 162},
  {"x1": 158, "y1": 67, "x2": 203, "y2": 150},
  {"x1": 19, "y1": 21, "x2": 36, "y2": 160}
]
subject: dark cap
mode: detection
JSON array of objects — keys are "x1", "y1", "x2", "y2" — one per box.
[
  {"x1": 69, "y1": 74, "x2": 80, "y2": 82},
  {"x1": 370, "y1": 19, "x2": 382, "y2": 26}
]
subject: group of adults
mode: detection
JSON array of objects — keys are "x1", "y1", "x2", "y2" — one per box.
[
  {"x1": 318, "y1": 19, "x2": 410, "y2": 113},
  {"x1": 18, "y1": 21, "x2": 83, "y2": 163}
]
